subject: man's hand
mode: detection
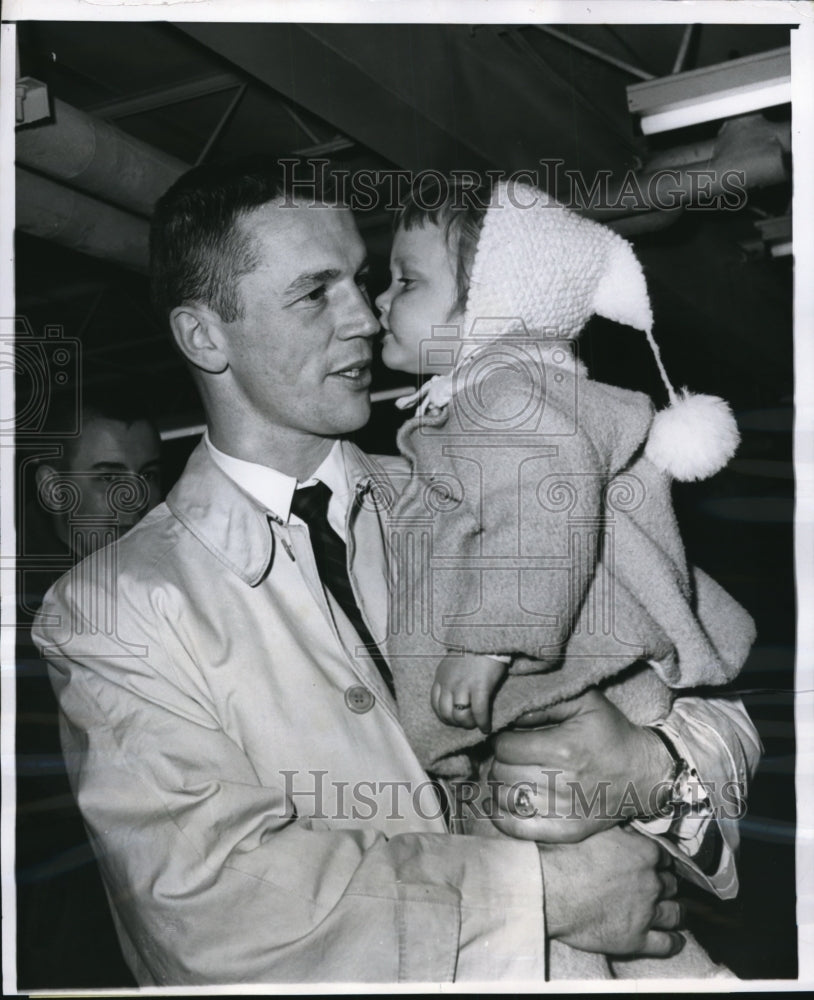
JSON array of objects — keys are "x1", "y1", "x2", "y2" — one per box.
[
  {"x1": 489, "y1": 689, "x2": 672, "y2": 843},
  {"x1": 542, "y1": 826, "x2": 684, "y2": 957}
]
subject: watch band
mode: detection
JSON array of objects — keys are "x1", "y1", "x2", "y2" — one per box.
[{"x1": 647, "y1": 725, "x2": 692, "y2": 816}]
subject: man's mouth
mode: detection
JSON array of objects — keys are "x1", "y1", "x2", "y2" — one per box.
[{"x1": 330, "y1": 363, "x2": 372, "y2": 385}]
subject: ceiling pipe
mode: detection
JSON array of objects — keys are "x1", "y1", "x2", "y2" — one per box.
[
  {"x1": 642, "y1": 116, "x2": 789, "y2": 172},
  {"x1": 16, "y1": 97, "x2": 188, "y2": 217},
  {"x1": 16, "y1": 167, "x2": 149, "y2": 272},
  {"x1": 606, "y1": 208, "x2": 684, "y2": 237},
  {"x1": 585, "y1": 114, "x2": 789, "y2": 236}
]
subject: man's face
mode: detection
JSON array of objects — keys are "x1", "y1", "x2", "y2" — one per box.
[
  {"x1": 45, "y1": 416, "x2": 162, "y2": 555},
  {"x1": 217, "y1": 202, "x2": 378, "y2": 454}
]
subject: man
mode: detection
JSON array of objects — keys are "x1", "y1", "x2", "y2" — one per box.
[
  {"x1": 18, "y1": 386, "x2": 161, "y2": 988},
  {"x1": 29, "y1": 389, "x2": 162, "y2": 563},
  {"x1": 32, "y1": 158, "x2": 760, "y2": 985}
]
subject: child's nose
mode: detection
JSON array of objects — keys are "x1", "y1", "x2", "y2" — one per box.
[{"x1": 374, "y1": 286, "x2": 390, "y2": 315}]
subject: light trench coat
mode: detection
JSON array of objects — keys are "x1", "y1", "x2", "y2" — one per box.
[{"x1": 33, "y1": 440, "x2": 760, "y2": 985}]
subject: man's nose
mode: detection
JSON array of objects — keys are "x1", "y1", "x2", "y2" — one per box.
[{"x1": 341, "y1": 284, "x2": 380, "y2": 339}]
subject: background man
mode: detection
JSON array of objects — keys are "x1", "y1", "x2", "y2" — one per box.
[
  {"x1": 31, "y1": 158, "x2": 760, "y2": 985},
  {"x1": 29, "y1": 388, "x2": 162, "y2": 563},
  {"x1": 17, "y1": 385, "x2": 161, "y2": 989}
]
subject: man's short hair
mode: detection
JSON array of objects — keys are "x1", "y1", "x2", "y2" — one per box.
[
  {"x1": 40, "y1": 382, "x2": 158, "y2": 469},
  {"x1": 150, "y1": 156, "x2": 329, "y2": 325}
]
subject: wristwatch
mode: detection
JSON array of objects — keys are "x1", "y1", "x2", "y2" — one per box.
[{"x1": 647, "y1": 725, "x2": 693, "y2": 817}]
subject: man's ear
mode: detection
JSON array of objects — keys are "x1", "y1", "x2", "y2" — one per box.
[
  {"x1": 35, "y1": 463, "x2": 61, "y2": 508},
  {"x1": 170, "y1": 305, "x2": 229, "y2": 374}
]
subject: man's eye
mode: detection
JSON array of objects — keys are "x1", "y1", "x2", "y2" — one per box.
[
  {"x1": 355, "y1": 270, "x2": 369, "y2": 289},
  {"x1": 291, "y1": 284, "x2": 327, "y2": 306},
  {"x1": 398, "y1": 277, "x2": 416, "y2": 289},
  {"x1": 95, "y1": 474, "x2": 118, "y2": 485}
]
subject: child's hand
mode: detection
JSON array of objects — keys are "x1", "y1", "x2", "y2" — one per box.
[{"x1": 431, "y1": 652, "x2": 508, "y2": 734}]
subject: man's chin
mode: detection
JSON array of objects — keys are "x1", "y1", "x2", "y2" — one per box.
[{"x1": 324, "y1": 398, "x2": 372, "y2": 436}]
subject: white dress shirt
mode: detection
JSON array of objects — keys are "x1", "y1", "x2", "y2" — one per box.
[{"x1": 205, "y1": 433, "x2": 351, "y2": 540}]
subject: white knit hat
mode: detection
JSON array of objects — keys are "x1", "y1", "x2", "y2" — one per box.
[
  {"x1": 457, "y1": 180, "x2": 739, "y2": 482},
  {"x1": 462, "y1": 181, "x2": 652, "y2": 347}
]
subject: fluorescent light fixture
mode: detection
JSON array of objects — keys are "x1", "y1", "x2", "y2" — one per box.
[
  {"x1": 756, "y1": 215, "x2": 792, "y2": 258},
  {"x1": 628, "y1": 47, "x2": 790, "y2": 135},
  {"x1": 770, "y1": 241, "x2": 792, "y2": 259}
]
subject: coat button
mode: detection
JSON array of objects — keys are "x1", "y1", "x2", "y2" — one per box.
[{"x1": 345, "y1": 685, "x2": 375, "y2": 713}]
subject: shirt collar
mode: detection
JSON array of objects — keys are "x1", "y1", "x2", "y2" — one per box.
[
  {"x1": 204, "y1": 432, "x2": 349, "y2": 524},
  {"x1": 298, "y1": 438, "x2": 349, "y2": 495},
  {"x1": 168, "y1": 439, "x2": 403, "y2": 586}
]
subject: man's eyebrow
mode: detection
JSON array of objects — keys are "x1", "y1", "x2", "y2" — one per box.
[{"x1": 283, "y1": 268, "x2": 340, "y2": 297}]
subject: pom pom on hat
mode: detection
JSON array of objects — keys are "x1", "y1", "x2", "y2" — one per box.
[{"x1": 645, "y1": 390, "x2": 741, "y2": 482}]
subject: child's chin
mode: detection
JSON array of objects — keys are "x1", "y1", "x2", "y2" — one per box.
[{"x1": 381, "y1": 340, "x2": 413, "y2": 374}]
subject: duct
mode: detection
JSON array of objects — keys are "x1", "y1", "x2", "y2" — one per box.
[
  {"x1": 586, "y1": 114, "x2": 789, "y2": 235},
  {"x1": 16, "y1": 98, "x2": 187, "y2": 217},
  {"x1": 16, "y1": 167, "x2": 149, "y2": 272},
  {"x1": 607, "y1": 208, "x2": 684, "y2": 237},
  {"x1": 642, "y1": 117, "x2": 790, "y2": 171}
]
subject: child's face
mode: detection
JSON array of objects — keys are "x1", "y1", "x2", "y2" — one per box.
[{"x1": 376, "y1": 222, "x2": 462, "y2": 375}]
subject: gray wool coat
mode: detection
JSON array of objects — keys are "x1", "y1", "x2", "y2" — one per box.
[{"x1": 383, "y1": 352, "x2": 756, "y2": 777}]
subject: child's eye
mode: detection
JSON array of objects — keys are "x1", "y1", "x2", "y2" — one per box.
[{"x1": 398, "y1": 277, "x2": 416, "y2": 290}]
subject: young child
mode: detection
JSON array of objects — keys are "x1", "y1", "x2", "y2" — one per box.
[{"x1": 375, "y1": 179, "x2": 756, "y2": 978}]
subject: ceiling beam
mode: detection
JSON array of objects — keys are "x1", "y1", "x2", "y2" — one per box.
[
  {"x1": 87, "y1": 73, "x2": 242, "y2": 120},
  {"x1": 175, "y1": 23, "x2": 501, "y2": 173}
]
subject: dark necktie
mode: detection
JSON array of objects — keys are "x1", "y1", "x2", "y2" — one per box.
[{"x1": 290, "y1": 481, "x2": 396, "y2": 700}]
